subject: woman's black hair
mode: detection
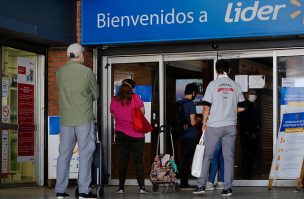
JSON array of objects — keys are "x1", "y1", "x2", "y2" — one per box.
[
  {"x1": 122, "y1": 79, "x2": 135, "y2": 89},
  {"x1": 115, "y1": 79, "x2": 136, "y2": 106}
]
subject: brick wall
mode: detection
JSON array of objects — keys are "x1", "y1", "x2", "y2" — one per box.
[
  {"x1": 76, "y1": 0, "x2": 81, "y2": 43},
  {"x1": 47, "y1": 0, "x2": 93, "y2": 116},
  {"x1": 47, "y1": 49, "x2": 67, "y2": 116}
]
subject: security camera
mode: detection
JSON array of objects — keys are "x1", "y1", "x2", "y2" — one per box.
[{"x1": 211, "y1": 42, "x2": 219, "y2": 49}]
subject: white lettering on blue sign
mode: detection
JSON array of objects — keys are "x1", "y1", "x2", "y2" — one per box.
[
  {"x1": 97, "y1": 9, "x2": 200, "y2": 28},
  {"x1": 225, "y1": 1, "x2": 286, "y2": 23},
  {"x1": 82, "y1": 0, "x2": 304, "y2": 44}
]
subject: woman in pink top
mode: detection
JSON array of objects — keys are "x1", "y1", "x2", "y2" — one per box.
[{"x1": 110, "y1": 79, "x2": 148, "y2": 194}]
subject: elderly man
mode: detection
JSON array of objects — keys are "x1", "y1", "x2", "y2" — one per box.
[{"x1": 55, "y1": 43, "x2": 99, "y2": 199}]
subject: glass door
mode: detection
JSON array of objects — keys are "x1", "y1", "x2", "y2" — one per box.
[
  {"x1": 103, "y1": 55, "x2": 162, "y2": 185},
  {"x1": 163, "y1": 54, "x2": 216, "y2": 186},
  {"x1": 275, "y1": 49, "x2": 304, "y2": 187},
  {"x1": 0, "y1": 47, "x2": 42, "y2": 186},
  {"x1": 164, "y1": 50, "x2": 276, "y2": 186},
  {"x1": 219, "y1": 51, "x2": 274, "y2": 185}
]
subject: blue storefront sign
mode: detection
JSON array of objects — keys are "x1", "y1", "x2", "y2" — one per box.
[{"x1": 82, "y1": 0, "x2": 304, "y2": 44}]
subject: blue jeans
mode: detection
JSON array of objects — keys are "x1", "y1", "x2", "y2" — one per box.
[{"x1": 208, "y1": 140, "x2": 224, "y2": 183}]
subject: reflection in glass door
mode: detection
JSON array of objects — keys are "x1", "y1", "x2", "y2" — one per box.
[{"x1": 109, "y1": 61, "x2": 159, "y2": 184}]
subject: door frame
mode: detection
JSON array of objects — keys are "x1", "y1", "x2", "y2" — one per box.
[
  {"x1": 164, "y1": 49, "x2": 276, "y2": 186},
  {"x1": 0, "y1": 46, "x2": 45, "y2": 186},
  {"x1": 102, "y1": 55, "x2": 164, "y2": 185},
  {"x1": 101, "y1": 48, "x2": 304, "y2": 186}
]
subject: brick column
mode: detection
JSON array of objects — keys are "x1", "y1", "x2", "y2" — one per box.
[{"x1": 47, "y1": 0, "x2": 93, "y2": 116}]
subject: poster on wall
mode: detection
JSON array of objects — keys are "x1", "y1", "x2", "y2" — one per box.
[
  {"x1": 17, "y1": 57, "x2": 35, "y2": 162},
  {"x1": 235, "y1": 75, "x2": 248, "y2": 92},
  {"x1": 249, "y1": 75, "x2": 265, "y2": 89},
  {"x1": 48, "y1": 116, "x2": 79, "y2": 179},
  {"x1": 114, "y1": 84, "x2": 153, "y2": 143},
  {"x1": 1, "y1": 130, "x2": 8, "y2": 178}
]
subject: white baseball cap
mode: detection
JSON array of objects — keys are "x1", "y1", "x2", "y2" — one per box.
[{"x1": 67, "y1": 43, "x2": 84, "y2": 58}]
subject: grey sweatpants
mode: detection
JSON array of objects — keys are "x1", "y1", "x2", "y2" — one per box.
[
  {"x1": 196, "y1": 125, "x2": 236, "y2": 189},
  {"x1": 55, "y1": 121, "x2": 96, "y2": 194}
]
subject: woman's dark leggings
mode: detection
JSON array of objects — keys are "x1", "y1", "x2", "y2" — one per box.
[{"x1": 115, "y1": 131, "x2": 145, "y2": 189}]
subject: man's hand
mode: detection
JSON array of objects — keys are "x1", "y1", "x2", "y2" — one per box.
[
  {"x1": 202, "y1": 105, "x2": 210, "y2": 132},
  {"x1": 202, "y1": 123, "x2": 207, "y2": 132}
]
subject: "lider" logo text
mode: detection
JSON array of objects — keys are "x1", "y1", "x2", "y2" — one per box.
[{"x1": 225, "y1": 1, "x2": 286, "y2": 23}]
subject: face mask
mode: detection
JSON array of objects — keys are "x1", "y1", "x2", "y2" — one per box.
[{"x1": 248, "y1": 95, "x2": 257, "y2": 102}]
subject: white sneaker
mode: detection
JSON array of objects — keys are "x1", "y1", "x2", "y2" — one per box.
[
  {"x1": 216, "y1": 181, "x2": 224, "y2": 190},
  {"x1": 116, "y1": 189, "x2": 124, "y2": 194},
  {"x1": 205, "y1": 182, "x2": 215, "y2": 191},
  {"x1": 139, "y1": 188, "x2": 148, "y2": 194}
]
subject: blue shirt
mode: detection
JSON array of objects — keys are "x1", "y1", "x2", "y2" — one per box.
[{"x1": 180, "y1": 99, "x2": 198, "y2": 139}]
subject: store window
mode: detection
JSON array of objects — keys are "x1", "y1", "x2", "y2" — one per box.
[
  {"x1": 278, "y1": 55, "x2": 304, "y2": 87},
  {"x1": 1, "y1": 47, "x2": 36, "y2": 185},
  {"x1": 278, "y1": 55, "x2": 304, "y2": 114}
]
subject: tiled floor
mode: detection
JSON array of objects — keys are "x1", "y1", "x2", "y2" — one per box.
[{"x1": 0, "y1": 186, "x2": 303, "y2": 199}]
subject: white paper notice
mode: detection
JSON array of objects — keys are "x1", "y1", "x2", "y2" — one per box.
[
  {"x1": 1, "y1": 130, "x2": 8, "y2": 175},
  {"x1": 235, "y1": 75, "x2": 248, "y2": 92},
  {"x1": 144, "y1": 102, "x2": 152, "y2": 143},
  {"x1": 249, "y1": 75, "x2": 265, "y2": 89},
  {"x1": 2, "y1": 105, "x2": 10, "y2": 123},
  {"x1": 2, "y1": 79, "x2": 8, "y2": 97},
  {"x1": 282, "y1": 78, "x2": 295, "y2": 88}
]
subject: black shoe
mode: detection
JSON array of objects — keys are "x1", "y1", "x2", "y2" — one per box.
[
  {"x1": 221, "y1": 188, "x2": 233, "y2": 197},
  {"x1": 193, "y1": 186, "x2": 205, "y2": 194},
  {"x1": 56, "y1": 192, "x2": 69, "y2": 199},
  {"x1": 78, "y1": 192, "x2": 97, "y2": 199}
]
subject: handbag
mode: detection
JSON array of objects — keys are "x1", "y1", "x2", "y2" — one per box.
[
  {"x1": 191, "y1": 131, "x2": 205, "y2": 178},
  {"x1": 132, "y1": 96, "x2": 153, "y2": 133}
]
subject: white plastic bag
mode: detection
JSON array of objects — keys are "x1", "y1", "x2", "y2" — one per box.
[
  {"x1": 191, "y1": 131, "x2": 205, "y2": 178},
  {"x1": 161, "y1": 154, "x2": 170, "y2": 166}
]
